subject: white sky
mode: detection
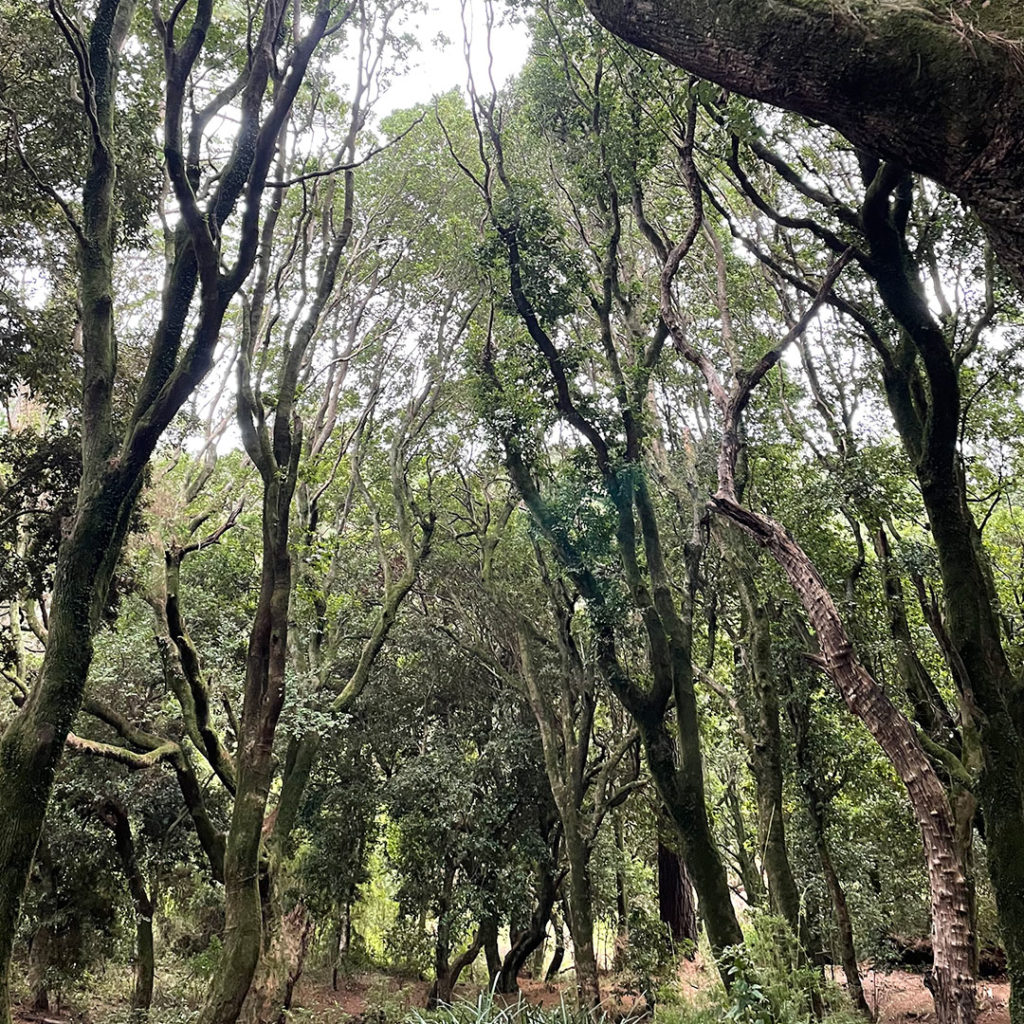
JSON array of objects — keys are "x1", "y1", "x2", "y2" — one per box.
[{"x1": 378, "y1": 1, "x2": 532, "y2": 113}]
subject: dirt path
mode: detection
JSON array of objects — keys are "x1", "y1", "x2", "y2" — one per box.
[
  {"x1": 859, "y1": 969, "x2": 1009, "y2": 1024},
  {"x1": 12, "y1": 963, "x2": 1011, "y2": 1023},
  {"x1": 291, "y1": 962, "x2": 1012, "y2": 1024}
]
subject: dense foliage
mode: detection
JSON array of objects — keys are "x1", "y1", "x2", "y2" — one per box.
[{"x1": 0, "y1": 2, "x2": 1021, "y2": 1024}]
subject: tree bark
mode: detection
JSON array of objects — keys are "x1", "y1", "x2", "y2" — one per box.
[
  {"x1": 26, "y1": 925, "x2": 52, "y2": 1013},
  {"x1": 0, "y1": 0, "x2": 139, "y2": 1001},
  {"x1": 241, "y1": 904, "x2": 313, "y2": 1024},
  {"x1": 427, "y1": 871, "x2": 484, "y2": 1013},
  {"x1": 852, "y1": 169, "x2": 1024, "y2": 1024},
  {"x1": 639, "y1": 715, "x2": 745, "y2": 960},
  {"x1": 482, "y1": 915, "x2": 502, "y2": 985},
  {"x1": 614, "y1": 814, "x2": 629, "y2": 941},
  {"x1": 199, "y1": 460, "x2": 297, "y2": 1024},
  {"x1": 658, "y1": 842, "x2": 698, "y2": 946},
  {"x1": 582, "y1": 0, "x2": 1024, "y2": 287},
  {"x1": 711, "y1": 495, "x2": 976, "y2": 1024}
]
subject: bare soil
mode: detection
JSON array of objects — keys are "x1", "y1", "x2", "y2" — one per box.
[
  {"x1": 289, "y1": 958, "x2": 1012, "y2": 1024},
  {"x1": 12, "y1": 960, "x2": 1011, "y2": 1024}
]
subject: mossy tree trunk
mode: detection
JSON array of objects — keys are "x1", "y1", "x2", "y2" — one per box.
[
  {"x1": 0, "y1": 0, "x2": 334, "y2": 1017},
  {"x1": 582, "y1": 0, "x2": 1024, "y2": 288},
  {"x1": 721, "y1": 130, "x2": 1008, "y2": 1012},
  {"x1": 715, "y1": 493, "x2": 976, "y2": 1024},
  {"x1": 515, "y1": 594, "x2": 635, "y2": 1009}
]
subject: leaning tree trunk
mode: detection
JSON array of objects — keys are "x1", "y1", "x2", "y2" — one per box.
[
  {"x1": 496, "y1": 867, "x2": 557, "y2": 993},
  {"x1": 711, "y1": 495, "x2": 976, "y2": 1024},
  {"x1": 99, "y1": 799, "x2": 155, "y2": 1018}
]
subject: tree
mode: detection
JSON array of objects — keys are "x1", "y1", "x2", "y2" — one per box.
[
  {"x1": 451, "y1": 500, "x2": 644, "y2": 1007},
  {"x1": 656, "y1": 138, "x2": 976, "y2": 1021},
  {"x1": 700, "y1": 104, "x2": 1024, "y2": 1022},
  {"x1": 581, "y1": 0, "x2": 1024, "y2": 287},
  {"x1": 0, "y1": 0, "x2": 346, "y2": 1016},
  {"x1": 445, "y1": 5, "x2": 747, "y2": 977}
]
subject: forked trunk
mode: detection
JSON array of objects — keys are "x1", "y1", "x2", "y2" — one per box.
[{"x1": 496, "y1": 869, "x2": 556, "y2": 993}]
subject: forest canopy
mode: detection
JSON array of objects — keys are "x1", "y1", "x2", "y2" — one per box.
[{"x1": 0, "y1": 2, "x2": 1022, "y2": 1024}]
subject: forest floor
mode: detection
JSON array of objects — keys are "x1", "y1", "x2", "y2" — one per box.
[
  {"x1": 11, "y1": 959, "x2": 1011, "y2": 1024},
  {"x1": 288, "y1": 957, "x2": 1012, "y2": 1024}
]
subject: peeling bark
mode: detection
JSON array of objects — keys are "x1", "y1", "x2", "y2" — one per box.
[{"x1": 711, "y1": 495, "x2": 976, "y2": 1024}]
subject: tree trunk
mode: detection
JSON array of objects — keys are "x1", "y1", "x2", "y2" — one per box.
[
  {"x1": 711, "y1": 495, "x2": 976, "y2": 1024},
  {"x1": 912, "y1": 487, "x2": 1024, "y2": 1024},
  {"x1": 564, "y1": 816, "x2": 601, "y2": 1008},
  {"x1": 278, "y1": 913, "x2": 312, "y2": 1024},
  {"x1": 26, "y1": 925, "x2": 52, "y2": 1013},
  {"x1": 640, "y1": 715, "x2": 745, "y2": 965},
  {"x1": 545, "y1": 909, "x2": 566, "y2": 983},
  {"x1": 482, "y1": 915, "x2": 501, "y2": 985},
  {"x1": 614, "y1": 813, "x2": 629, "y2": 941},
  {"x1": 427, "y1": 921, "x2": 483, "y2": 1010},
  {"x1": 719, "y1": 523, "x2": 811, "y2": 952},
  {"x1": 581, "y1": 0, "x2": 1024, "y2": 289},
  {"x1": 0, "y1": 484, "x2": 137, "y2": 1024},
  {"x1": 658, "y1": 842, "x2": 698, "y2": 947},
  {"x1": 241, "y1": 903, "x2": 313, "y2": 1024},
  {"x1": 789, "y1": 692, "x2": 872, "y2": 1019},
  {"x1": 497, "y1": 867, "x2": 556, "y2": 993},
  {"x1": 531, "y1": 937, "x2": 547, "y2": 981},
  {"x1": 200, "y1": 455, "x2": 298, "y2": 1024},
  {"x1": 99, "y1": 798, "x2": 155, "y2": 1017},
  {"x1": 331, "y1": 913, "x2": 345, "y2": 991}
]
